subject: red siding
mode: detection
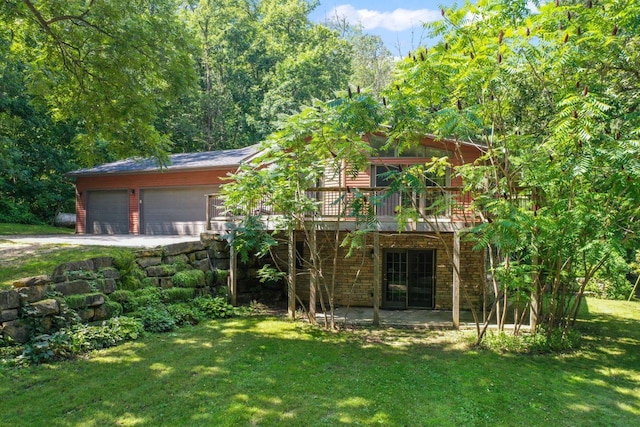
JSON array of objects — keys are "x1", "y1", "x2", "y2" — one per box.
[{"x1": 74, "y1": 168, "x2": 235, "y2": 234}]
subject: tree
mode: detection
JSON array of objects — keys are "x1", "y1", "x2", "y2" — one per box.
[
  {"x1": 3, "y1": 0, "x2": 196, "y2": 163},
  {"x1": 166, "y1": 0, "x2": 352, "y2": 152},
  {"x1": 0, "y1": 39, "x2": 78, "y2": 223},
  {"x1": 222, "y1": 94, "x2": 382, "y2": 327},
  {"x1": 325, "y1": 16, "x2": 395, "y2": 98},
  {"x1": 384, "y1": 0, "x2": 640, "y2": 342}
]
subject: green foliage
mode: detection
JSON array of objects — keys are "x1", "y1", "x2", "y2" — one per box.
[
  {"x1": 166, "y1": 303, "x2": 205, "y2": 326},
  {"x1": 169, "y1": 0, "x2": 351, "y2": 152},
  {"x1": 482, "y1": 328, "x2": 581, "y2": 354},
  {"x1": 106, "y1": 316, "x2": 145, "y2": 342},
  {"x1": 172, "y1": 270, "x2": 205, "y2": 288},
  {"x1": 20, "y1": 316, "x2": 145, "y2": 364},
  {"x1": 4, "y1": 0, "x2": 196, "y2": 163},
  {"x1": 64, "y1": 294, "x2": 90, "y2": 310},
  {"x1": 138, "y1": 306, "x2": 177, "y2": 333},
  {"x1": 112, "y1": 251, "x2": 146, "y2": 291},
  {"x1": 164, "y1": 287, "x2": 197, "y2": 304},
  {"x1": 215, "y1": 270, "x2": 229, "y2": 287},
  {"x1": 205, "y1": 270, "x2": 215, "y2": 287},
  {"x1": 108, "y1": 290, "x2": 133, "y2": 306},
  {"x1": 128, "y1": 287, "x2": 164, "y2": 312},
  {"x1": 103, "y1": 301, "x2": 123, "y2": 318},
  {"x1": 192, "y1": 296, "x2": 235, "y2": 319}
]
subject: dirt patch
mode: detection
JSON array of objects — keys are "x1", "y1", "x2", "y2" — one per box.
[{"x1": 0, "y1": 240, "x2": 78, "y2": 266}]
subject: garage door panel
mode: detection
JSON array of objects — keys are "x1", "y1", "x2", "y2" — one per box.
[
  {"x1": 86, "y1": 190, "x2": 129, "y2": 234},
  {"x1": 141, "y1": 187, "x2": 216, "y2": 235}
]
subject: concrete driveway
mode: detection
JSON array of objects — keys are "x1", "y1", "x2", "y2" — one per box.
[{"x1": 1, "y1": 234, "x2": 201, "y2": 249}]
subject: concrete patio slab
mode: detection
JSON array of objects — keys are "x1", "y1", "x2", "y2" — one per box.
[{"x1": 315, "y1": 307, "x2": 477, "y2": 329}]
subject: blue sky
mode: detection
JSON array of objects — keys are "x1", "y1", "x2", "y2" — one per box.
[{"x1": 309, "y1": 1, "x2": 463, "y2": 56}]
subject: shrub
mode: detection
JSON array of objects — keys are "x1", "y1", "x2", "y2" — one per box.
[
  {"x1": 106, "y1": 316, "x2": 144, "y2": 341},
  {"x1": 164, "y1": 287, "x2": 196, "y2": 303},
  {"x1": 138, "y1": 305, "x2": 177, "y2": 333},
  {"x1": 129, "y1": 287, "x2": 164, "y2": 311},
  {"x1": 166, "y1": 303, "x2": 204, "y2": 326},
  {"x1": 482, "y1": 328, "x2": 581, "y2": 354},
  {"x1": 23, "y1": 332, "x2": 74, "y2": 364},
  {"x1": 172, "y1": 270, "x2": 205, "y2": 288},
  {"x1": 192, "y1": 296, "x2": 235, "y2": 319},
  {"x1": 103, "y1": 300, "x2": 123, "y2": 318},
  {"x1": 205, "y1": 270, "x2": 215, "y2": 286},
  {"x1": 215, "y1": 269, "x2": 229, "y2": 287},
  {"x1": 113, "y1": 250, "x2": 146, "y2": 290},
  {"x1": 109, "y1": 290, "x2": 133, "y2": 304}
]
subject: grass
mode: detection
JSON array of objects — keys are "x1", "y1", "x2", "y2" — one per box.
[
  {"x1": 0, "y1": 223, "x2": 75, "y2": 235},
  {"x1": 1, "y1": 298, "x2": 638, "y2": 426},
  {"x1": 0, "y1": 244, "x2": 130, "y2": 289},
  {"x1": 0, "y1": 222, "x2": 131, "y2": 289}
]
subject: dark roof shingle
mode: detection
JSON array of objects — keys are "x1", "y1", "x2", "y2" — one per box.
[{"x1": 66, "y1": 145, "x2": 259, "y2": 177}]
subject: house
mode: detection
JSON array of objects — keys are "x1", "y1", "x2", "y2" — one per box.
[
  {"x1": 68, "y1": 135, "x2": 487, "y2": 325},
  {"x1": 66, "y1": 145, "x2": 258, "y2": 235},
  {"x1": 207, "y1": 134, "x2": 487, "y2": 324}
]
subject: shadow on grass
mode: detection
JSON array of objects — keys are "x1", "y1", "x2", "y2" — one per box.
[{"x1": 2, "y1": 303, "x2": 639, "y2": 426}]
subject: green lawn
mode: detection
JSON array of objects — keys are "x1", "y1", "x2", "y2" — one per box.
[
  {"x1": 1, "y1": 298, "x2": 638, "y2": 426},
  {"x1": 0, "y1": 223, "x2": 75, "y2": 235},
  {"x1": 0, "y1": 245, "x2": 129, "y2": 289}
]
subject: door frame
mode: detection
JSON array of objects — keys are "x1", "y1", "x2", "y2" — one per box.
[{"x1": 382, "y1": 249, "x2": 436, "y2": 309}]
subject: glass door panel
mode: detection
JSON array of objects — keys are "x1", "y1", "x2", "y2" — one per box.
[
  {"x1": 383, "y1": 250, "x2": 435, "y2": 309},
  {"x1": 407, "y1": 250, "x2": 435, "y2": 308},
  {"x1": 383, "y1": 251, "x2": 407, "y2": 308}
]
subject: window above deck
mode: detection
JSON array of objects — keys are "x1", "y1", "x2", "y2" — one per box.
[{"x1": 369, "y1": 135, "x2": 453, "y2": 159}]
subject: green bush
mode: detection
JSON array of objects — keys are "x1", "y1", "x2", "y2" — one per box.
[
  {"x1": 172, "y1": 270, "x2": 205, "y2": 288},
  {"x1": 109, "y1": 290, "x2": 133, "y2": 304},
  {"x1": 23, "y1": 332, "x2": 74, "y2": 364},
  {"x1": 105, "y1": 316, "x2": 144, "y2": 341},
  {"x1": 22, "y1": 316, "x2": 146, "y2": 364},
  {"x1": 482, "y1": 328, "x2": 582, "y2": 354},
  {"x1": 129, "y1": 287, "x2": 164, "y2": 311},
  {"x1": 103, "y1": 300, "x2": 123, "y2": 318},
  {"x1": 138, "y1": 305, "x2": 177, "y2": 333},
  {"x1": 215, "y1": 269, "x2": 229, "y2": 287},
  {"x1": 113, "y1": 250, "x2": 146, "y2": 291},
  {"x1": 205, "y1": 270, "x2": 215, "y2": 286},
  {"x1": 164, "y1": 287, "x2": 196, "y2": 303},
  {"x1": 192, "y1": 296, "x2": 235, "y2": 319},
  {"x1": 167, "y1": 303, "x2": 204, "y2": 326}
]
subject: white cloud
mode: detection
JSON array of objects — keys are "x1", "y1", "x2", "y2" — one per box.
[{"x1": 328, "y1": 5, "x2": 442, "y2": 32}]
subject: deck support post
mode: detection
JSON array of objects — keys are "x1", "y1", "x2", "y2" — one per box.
[
  {"x1": 373, "y1": 231, "x2": 381, "y2": 326},
  {"x1": 453, "y1": 230, "x2": 461, "y2": 329},
  {"x1": 309, "y1": 223, "x2": 317, "y2": 324},
  {"x1": 288, "y1": 229, "x2": 296, "y2": 319},
  {"x1": 229, "y1": 233, "x2": 237, "y2": 306}
]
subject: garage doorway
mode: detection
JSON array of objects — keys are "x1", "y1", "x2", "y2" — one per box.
[
  {"x1": 86, "y1": 190, "x2": 129, "y2": 234},
  {"x1": 140, "y1": 186, "x2": 217, "y2": 235},
  {"x1": 383, "y1": 249, "x2": 436, "y2": 309}
]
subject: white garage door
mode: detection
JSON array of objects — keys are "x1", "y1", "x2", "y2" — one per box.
[
  {"x1": 86, "y1": 190, "x2": 129, "y2": 234},
  {"x1": 140, "y1": 187, "x2": 217, "y2": 235}
]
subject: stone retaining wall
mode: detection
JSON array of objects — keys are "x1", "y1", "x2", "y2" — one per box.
[{"x1": 1, "y1": 237, "x2": 234, "y2": 344}]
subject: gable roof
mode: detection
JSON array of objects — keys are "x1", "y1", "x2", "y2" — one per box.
[{"x1": 66, "y1": 145, "x2": 259, "y2": 177}]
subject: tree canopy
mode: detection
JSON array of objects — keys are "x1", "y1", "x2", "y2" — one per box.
[
  {"x1": 1, "y1": 0, "x2": 364, "y2": 223},
  {"x1": 223, "y1": 0, "x2": 640, "y2": 339}
]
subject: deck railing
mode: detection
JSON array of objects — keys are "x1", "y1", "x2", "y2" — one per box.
[{"x1": 207, "y1": 186, "x2": 476, "y2": 225}]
